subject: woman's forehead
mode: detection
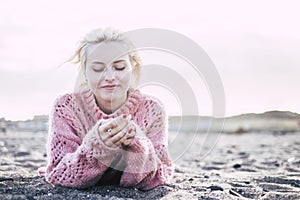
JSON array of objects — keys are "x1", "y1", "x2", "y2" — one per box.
[{"x1": 86, "y1": 41, "x2": 130, "y2": 64}]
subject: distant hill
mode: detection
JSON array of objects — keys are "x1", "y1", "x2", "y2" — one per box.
[
  {"x1": 228, "y1": 111, "x2": 300, "y2": 120},
  {"x1": 169, "y1": 111, "x2": 300, "y2": 133},
  {"x1": 1, "y1": 111, "x2": 300, "y2": 133}
]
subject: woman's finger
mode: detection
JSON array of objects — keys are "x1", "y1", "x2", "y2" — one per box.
[
  {"x1": 116, "y1": 124, "x2": 136, "y2": 146},
  {"x1": 110, "y1": 122, "x2": 131, "y2": 144},
  {"x1": 97, "y1": 119, "x2": 117, "y2": 143},
  {"x1": 122, "y1": 137, "x2": 135, "y2": 146},
  {"x1": 126, "y1": 125, "x2": 136, "y2": 138},
  {"x1": 97, "y1": 115, "x2": 133, "y2": 147},
  {"x1": 103, "y1": 140, "x2": 118, "y2": 148},
  {"x1": 110, "y1": 114, "x2": 131, "y2": 134}
]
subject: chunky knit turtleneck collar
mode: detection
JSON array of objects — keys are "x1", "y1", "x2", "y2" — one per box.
[{"x1": 80, "y1": 87, "x2": 143, "y2": 120}]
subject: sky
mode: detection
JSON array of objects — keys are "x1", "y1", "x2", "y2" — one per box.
[{"x1": 0, "y1": 0, "x2": 300, "y2": 120}]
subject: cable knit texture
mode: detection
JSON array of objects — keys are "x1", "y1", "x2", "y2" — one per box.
[{"x1": 40, "y1": 87, "x2": 173, "y2": 190}]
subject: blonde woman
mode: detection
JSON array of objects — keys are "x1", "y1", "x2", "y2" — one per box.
[{"x1": 39, "y1": 28, "x2": 173, "y2": 190}]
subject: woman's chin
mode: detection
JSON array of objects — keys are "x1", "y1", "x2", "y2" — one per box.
[
  {"x1": 97, "y1": 92, "x2": 119, "y2": 102},
  {"x1": 100, "y1": 95, "x2": 114, "y2": 101}
]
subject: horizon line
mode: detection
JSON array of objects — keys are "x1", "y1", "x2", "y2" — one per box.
[{"x1": 1, "y1": 110, "x2": 299, "y2": 121}]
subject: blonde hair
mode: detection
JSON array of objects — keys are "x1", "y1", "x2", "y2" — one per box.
[{"x1": 70, "y1": 27, "x2": 142, "y2": 92}]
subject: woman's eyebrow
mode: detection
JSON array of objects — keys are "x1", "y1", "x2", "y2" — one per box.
[
  {"x1": 113, "y1": 60, "x2": 126, "y2": 64},
  {"x1": 91, "y1": 61, "x2": 105, "y2": 65}
]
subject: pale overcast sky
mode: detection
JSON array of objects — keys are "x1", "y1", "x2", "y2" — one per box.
[{"x1": 0, "y1": 0, "x2": 300, "y2": 120}]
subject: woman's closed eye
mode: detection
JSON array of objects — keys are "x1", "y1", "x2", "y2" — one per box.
[
  {"x1": 92, "y1": 65, "x2": 105, "y2": 72},
  {"x1": 113, "y1": 61, "x2": 126, "y2": 71}
]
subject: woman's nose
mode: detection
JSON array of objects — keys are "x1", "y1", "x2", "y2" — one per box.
[{"x1": 104, "y1": 68, "x2": 115, "y2": 82}]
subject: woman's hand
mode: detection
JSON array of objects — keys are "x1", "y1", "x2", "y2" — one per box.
[{"x1": 97, "y1": 114, "x2": 136, "y2": 148}]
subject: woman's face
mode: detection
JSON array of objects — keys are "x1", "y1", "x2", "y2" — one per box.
[{"x1": 85, "y1": 41, "x2": 133, "y2": 106}]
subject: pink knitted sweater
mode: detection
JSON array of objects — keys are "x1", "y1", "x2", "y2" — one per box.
[{"x1": 40, "y1": 87, "x2": 173, "y2": 190}]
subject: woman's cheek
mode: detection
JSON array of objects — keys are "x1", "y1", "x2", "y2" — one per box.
[
  {"x1": 87, "y1": 71, "x2": 100, "y2": 88},
  {"x1": 121, "y1": 69, "x2": 133, "y2": 84},
  {"x1": 86, "y1": 80, "x2": 96, "y2": 92}
]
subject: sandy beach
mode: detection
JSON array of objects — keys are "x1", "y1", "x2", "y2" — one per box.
[{"x1": 1, "y1": 130, "x2": 300, "y2": 200}]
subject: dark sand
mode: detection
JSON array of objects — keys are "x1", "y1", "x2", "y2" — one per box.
[{"x1": 1, "y1": 131, "x2": 300, "y2": 199}]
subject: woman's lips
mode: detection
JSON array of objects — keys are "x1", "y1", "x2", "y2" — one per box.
[{"x1": 101, "y1": 85, "x2": 119, "y2": 90}]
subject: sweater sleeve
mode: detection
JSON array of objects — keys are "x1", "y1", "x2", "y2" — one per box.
[
  {"x1": 120, "y1": 98, "x2": 174, "y2": 190},
  {"x1": 44, "y1": 94, "x2": 121, "y2": 189}
]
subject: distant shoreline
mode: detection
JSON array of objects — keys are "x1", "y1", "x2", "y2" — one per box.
[{"x1": 1, "y1": 111, "x2": 299, "y2": 134}]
